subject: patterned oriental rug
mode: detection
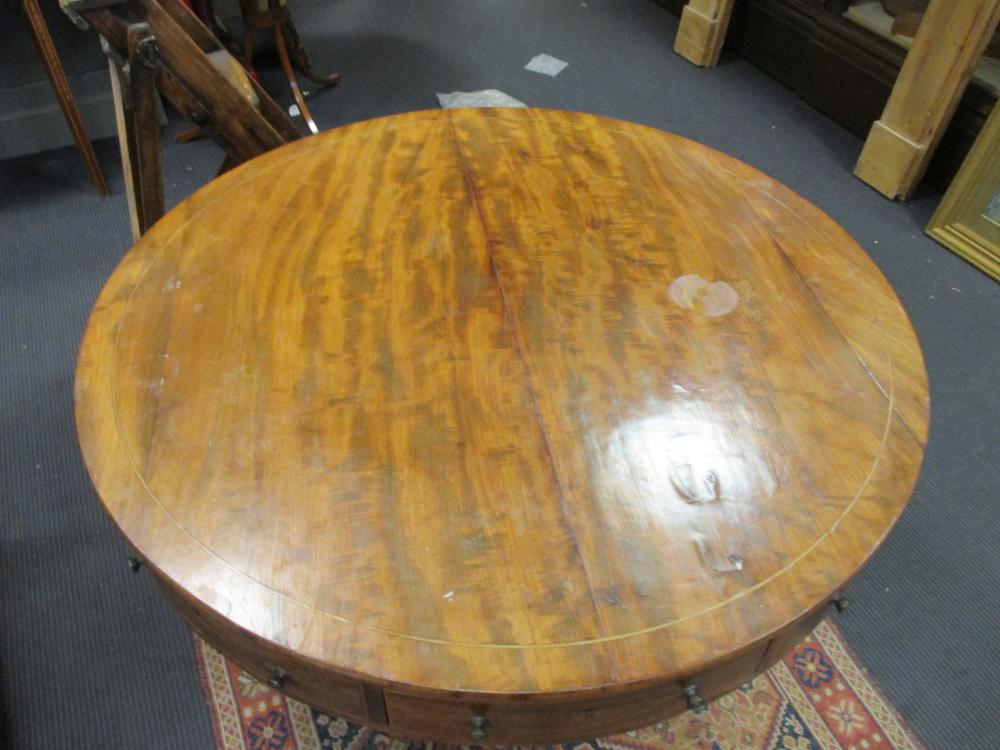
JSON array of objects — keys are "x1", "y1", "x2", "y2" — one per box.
[{"x1": 195, "y1": 620, "x2": 924, "y2": 750}]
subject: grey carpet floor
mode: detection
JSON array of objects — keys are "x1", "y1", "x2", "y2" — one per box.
[{"x1": 2, "y1": 1, "x2": 998, "y2": 748}]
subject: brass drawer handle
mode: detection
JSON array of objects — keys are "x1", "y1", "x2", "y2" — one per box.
[
  {"x1": 469, "y1": 715, "x2": 488, "y2": 742},
  {"x1": 682, "y1": 683, "x2": 705, "y2": 710},
  {"x1": 268, "y1": 668, "x2": 288, "y2": 690},
  {"x1": 831, "y1": 594, "x2": 851, "y2": 613}
]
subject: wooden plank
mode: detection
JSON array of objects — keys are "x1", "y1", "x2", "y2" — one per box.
[
  {"x1": 108, "y1": 58, "x2": 141, "y2": 242},
  {"x1": 674, "y1": 0, "x2": 736, "y2": 67},
  {"x1": 83, "y1": 8, "x2": 129, "y2": 53},
  {"x1": 854, "y1": 0, "x2": 1000, "y2": 199},
  {"x1": 246, "y1": 73, "x2": 304, "y2": 143},
  {"x1": 149, "y1": 0, "x2": 220, "y2": 51},
  {"x1": 723, "y1": 0, "x2": 997, "y2": 192},
  {"x1": 23, "y1": 0, "x2": 109, "y2": 196},
  {"x1": 146, "y1": 0, "x2": 302, "y2": 142},
  {"x1": 127, "y1": 23, "x2": 165, "y2": 235},
  {"x1": 156, "y1": 67, "x2": 250, "y2": 163},
  {"x1": 141, "y1": 0, "x2": 287, "y2": 155}
]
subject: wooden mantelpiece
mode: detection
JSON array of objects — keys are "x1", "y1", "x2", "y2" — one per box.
[{"x1": 659, "y1": 0, "x2": 998, "y2": 192}]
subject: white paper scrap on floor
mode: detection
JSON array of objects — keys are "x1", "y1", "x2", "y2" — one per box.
[
  {"x1": 525, "y1": 53, "x2": 569, "y2": 76},
  {"x1": 436, "y1": 89, "x2": 528, "y2": 108}
]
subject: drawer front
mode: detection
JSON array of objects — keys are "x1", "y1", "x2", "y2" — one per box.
[
  {"x1": 384, "y1": 642, "x2": 767, "y2": 744},
  {"x1": 385, "y1": 684, "x2": 686, "y2": 745},
  {"x1": 695, "y1": 639, "x2": 769, "y2": 698},
  {"x1": 157, "y1": 563, "x2": 810, "y2": 745},
  {"x1": 158, "y1": 577, "x2": 382, "y2": 724},
  {"x1": 755, "y1": 607, "x2": 828, "y2": 676}
]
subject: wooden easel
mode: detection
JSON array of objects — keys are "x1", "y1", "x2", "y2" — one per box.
[{"x1": 62, "y1": 0, "x2": 302, "y2": 239}]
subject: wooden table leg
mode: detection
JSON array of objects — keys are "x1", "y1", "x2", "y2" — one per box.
[
  {"x1": 854, "y1": 0, "x2": 1000, "y2": 199},
  {"x1": 239, "y1": 0, "x2": 339, "y2": 134},
  {"x1": 22, "y1": 0, "x2": 110, "y2": 196},
  {"x1": 674, "y1": 0, "x2": 736, "y2": 68},
  {"x1": 282, "y1": 16, "x2": 339, "y2": 87}
]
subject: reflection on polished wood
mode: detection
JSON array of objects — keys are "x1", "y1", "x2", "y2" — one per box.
[{"x1": 75, "y1": 108, "x2": 929, "y2": 744}]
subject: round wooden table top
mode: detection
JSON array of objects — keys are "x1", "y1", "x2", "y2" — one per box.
[{"x1": 76, "y1": 109, "x2": 928, "y2": 705}]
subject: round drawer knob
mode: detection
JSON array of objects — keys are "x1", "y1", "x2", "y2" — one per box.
[
  {"x1": 469, "y1": 716, "x2": 488, "y2": 742},
  {"x1": 832, "y1": 594, "x2": 851, "y2": 613}
]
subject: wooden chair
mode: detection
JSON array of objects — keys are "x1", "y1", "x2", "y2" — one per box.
[
  {"x1": 61, "y1": 0, "x2": 302, "y2": 239},
  {"x1": 239, "y1": 0, "x2": 339, "y2": 135}
]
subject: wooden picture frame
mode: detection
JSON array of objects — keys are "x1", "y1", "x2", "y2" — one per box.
[{"x1": 927, "y1": 102, "x2": 1000, "y2": 281}]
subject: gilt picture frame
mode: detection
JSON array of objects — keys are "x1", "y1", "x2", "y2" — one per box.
[{"x1": 927, "y1": 101, "x2": 1000, "y2": 281}]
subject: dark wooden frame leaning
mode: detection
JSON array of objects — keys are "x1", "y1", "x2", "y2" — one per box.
[{"x1": 62, "y1": 0, "x2": 302, "y2": 239}]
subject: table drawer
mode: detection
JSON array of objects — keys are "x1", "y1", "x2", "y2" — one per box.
[
  {"x1": 755, "y1": 607, "x2": 828, "y2": 676},
  {"x1": 384, "y1": 684, "x2": 686, "y2": 745},
  {"x1": 384, "y1": 642, "x2": 767, "y2": 744},
  {"x1": 158, "y1": 577, "x2": 384, "y2": 725}
]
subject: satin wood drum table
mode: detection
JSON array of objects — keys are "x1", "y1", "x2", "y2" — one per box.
[{"x1": 75, "y1": 108, "x2": 929, "y2": 745}]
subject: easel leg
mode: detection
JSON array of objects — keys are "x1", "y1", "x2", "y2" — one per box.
[
  {"x1": 127, "y1": 23, "x2": 165, "y2": 235},
  {"x1": 108, "y1": 59, "x2": 142, "y2": 242},
  {"x1": 273, "y1": 20, "x2": 319, "y2": 135},
  {"x1": 23, "y1": 0, "x2": 110, "y2": 196}
]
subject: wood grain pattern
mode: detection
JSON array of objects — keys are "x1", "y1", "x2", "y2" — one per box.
[
  {"x1": 108, "y1": 58, "x2": 142, "y2": 242},
  {"x1": 148, "y1": 0, "x2": 302, "y2": 143},
  {"x1": 75, "y1": 108, "x2": 928, "y2": 743}
]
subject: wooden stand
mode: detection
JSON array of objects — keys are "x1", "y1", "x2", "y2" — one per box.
[
  {"x1": 62, "y1": 0, "x2": 301, "y2": 239},
  {"x1": 854, "y1": 0, "x2": 1000, "y2": 199}
]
